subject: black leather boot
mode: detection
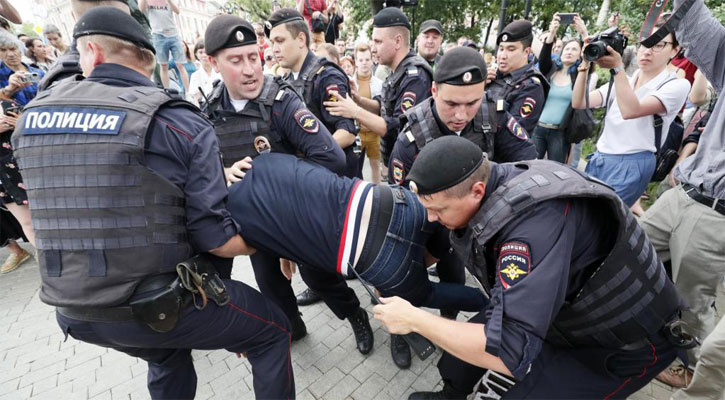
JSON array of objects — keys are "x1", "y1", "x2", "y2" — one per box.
[
  {"x1": 408, "y1": 383, "x2": 468, "y2": 400},
  {"x1": 291, "y1": 313, "x2": 307, "y2": 342},
  {"x1": 390, "y1": 334, "x2": 411, "y2": 369},
  {"x1": 347, "y1": 307, "x2": 374, "y2": 354},
  {"x1": 295, "y1": 288, "x2": 322, "y2": 306}
]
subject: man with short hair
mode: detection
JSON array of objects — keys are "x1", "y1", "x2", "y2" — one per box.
[
  {"x1": 200, "y1": 14, "x2": 349, "y2": 343},
  {"x1": 374, "y1": 135, "x2": 690, "y2": 400},
  {"x1": 13, "y1": 7, "x2": 293, "y2": 399},
  {"x1": 139, "y1": 0, "x2": 189, "y2": 91},
  {"x1": 353, "y1": 42, "x2": 383, "y2": 184},
  {"x1": 323, "y1": 7, "x2": 432, "y2": 170},
  {"x1": 417, "y1": 19, "x2": 443, "y2": 67},
  {"x1": 335, "y1": 38, "x2": 346, "y2": 56},
  {"x1": 485, "y1": 20, "x2": 548, "y2": 139}
]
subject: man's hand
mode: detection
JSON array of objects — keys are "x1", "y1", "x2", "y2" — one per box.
[
  {"x1": 486, "y1": 65, "x2": 497, "y2": 85},
  {"x1": 225, "y1": 156, "x2": 253, "y2": 185},
  {"x1": 0, "y1": 111, "x2": 18, "y2": 133},
  {"x1": 280, "y1": 258, "x2": 297, "y2": 280},
  {"x1": 372, "y1": 296, "x2": 425, "y2": 335},
  {"x1": 324, "y1": 90, "x2": 360, "y2": 119},
  {"x1": 594, "y1": 46, "x2": 624, "y2": 70}
]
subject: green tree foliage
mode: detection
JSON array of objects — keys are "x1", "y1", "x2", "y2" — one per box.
[{"x1": 228, "y1": 0, "x2": 296, "y2": 24}]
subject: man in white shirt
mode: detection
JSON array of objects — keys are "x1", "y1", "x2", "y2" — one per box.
[{"x1": 188, "y1": 42, "x2": 220, "y2": 106}]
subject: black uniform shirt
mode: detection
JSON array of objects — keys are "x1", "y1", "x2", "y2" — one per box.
[
  {"x1": 213, "y1": 81, "x2": 346, "y2": 174},
  {"x1": 86, "y1": 64, "x2": 239, "y2": 252},
  {"x1": 459, "y1": 163, "x2": 616, "y2": 380},
  {"x1": 490, "y1": 63, "x2": 547, "y2": 135}
]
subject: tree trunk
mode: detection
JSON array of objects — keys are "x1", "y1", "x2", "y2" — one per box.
[{"x1": 595, "y1": 0, "x2": 611, "y2": 28}]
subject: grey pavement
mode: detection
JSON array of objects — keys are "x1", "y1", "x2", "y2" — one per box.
[{"x1": 4, "y1": 242, "x2": 721, "y2": 400}]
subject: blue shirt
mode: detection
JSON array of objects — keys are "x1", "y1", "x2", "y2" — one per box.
[
  {"x1": 538, "y1": 81, "x2": 573, "y2": 125},
  {"x1": 85, "y1": 63, "x2": 239, "y2": 252},
  {"x1": 228, "y1": 153, "x2": 359, "y2": 270},
  {"x1": 0, "y1": 62, "x2": 45, "y2": 106}
]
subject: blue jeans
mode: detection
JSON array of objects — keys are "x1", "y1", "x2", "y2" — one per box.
[
  {"x1": 152, "y1": 33, "x2": 186, "y2": 65},
  {"x1": 360, "y1": 187, "x2": 487, "y2": 312},
  {"x1": 570, "y1": 141, "x2": 582, "y2": 169},
  {"x1": 585, "y1": 151, "x2": 655, "y2": 207},
  {"x1": 532, "y1": 126, "x2": 569, "y2": 163}
]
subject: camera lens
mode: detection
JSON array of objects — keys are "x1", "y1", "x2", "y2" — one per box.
[{"x1": 584, "y1": 42, "x2": 607, "y2": 62}]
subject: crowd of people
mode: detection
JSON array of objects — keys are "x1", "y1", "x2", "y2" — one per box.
[{"x1": 0, "y1": 0, "x2": 723, "y2": 399}]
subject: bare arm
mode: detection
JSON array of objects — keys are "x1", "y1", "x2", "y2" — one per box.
[
  {"x1": 0, "y1": 0, "x2": 22, "y2": 24},
  {"x1": 373, "y1": 297, "x2": 512, "y2": 377},
  {"x1": 139, "y1": 0, "x2": 148, "y2": 12},
  {"x1": 296, "y1": 0, "x2": 306, "y2": 16},
  {"x1": 324, "y1": 91, "x2": 388, "y2": 136},
  {"x1": 688, "y1": 70, "x2": 710, "y2": 105},
  {"x1": 333, "y1": 129, "x2": 356, "y2": 148},
  {"x1": 610, "y1": 69, "x2": 667, "y2": 119},
  {"x1": 571, "y1": 64, "x2": 603, "y2": 109},
  {"x1": 209, "y1": 234, "x2": 256, "y2": 258},
  {"x1": 167, "y1": 0, "x2": 180, "y2": 14}
]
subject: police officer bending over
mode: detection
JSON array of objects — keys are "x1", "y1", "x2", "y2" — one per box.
[
  {"x1": 12, "y1": 8, "x2": 294, "y2": 399},
  {"x1": 389, "y1": 46, "x2": 537, "y2": 186},
  {"x1": 266, "y1": 8, "x2": 360, "y2": 179},
  {"x1": 484, "y1": 20, "x2": 549, "y2": 142},
  {"x1": 200, "y1": 15, "x2": 372, "y2": 349},
  {"x1": 373, "y1": 136, "x2": 693, "y2": 399}
]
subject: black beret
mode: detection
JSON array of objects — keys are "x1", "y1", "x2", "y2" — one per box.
[
  {"x1": 205, "y1": 15, "x2": 256, "y2": 56},
  {"x1": 419, "y1": 19, "x2": 442, "y2": 35},
  {"x1": 373, "y1": 7, "x2": 411, "y2": 30},
  {"x1": 265, "y1": 8, "x2": 305, "y2": 37},
  {"x1": 496, "y1": 19, "x2": 533, "y2": 45},
  {"x1": 73, "y1": 6, "x2": 155, "y2": 54},
  {"x1": 434, "y1": 47, "x2": 486, "y2": 85},
  {"x1": 407, "y1": 136, "x2": 485, "y2": 196}
]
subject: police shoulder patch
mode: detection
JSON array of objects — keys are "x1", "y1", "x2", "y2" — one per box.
[
  {"x1": 392, "y1": 158, "x2": 405, "y2": 184},
  {"x1": 294, "y1": 109, "x2": 319, "y2": 134},
  {"x1": 400, "y1": 91, "x2": 417, "y2": 113},
  {"x1": 519, "y1": 97, "x2": 536, "y2": 118},
  {"x1": 498, "y1": 242, "x2": 531, "y2": 289},
  {"x1": 325, "y1": 84, "x2": 339, "y2": 102},
  {"x1": 506, "y1": 116, "x2": 528, "y2": 141}
]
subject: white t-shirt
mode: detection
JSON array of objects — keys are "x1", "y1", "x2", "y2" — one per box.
[
  {"x1": 595, "y1": 69, "x2": 690, "y2": 155},
  {"x1": 145, "y1": 0, "x2": 178, "y2": 37},
  {"x1": 230, "y1": 98, "x2": 249, "y2": 112},
  {"x1": 188, "y1": 68, "x2": 220, "y2": 104}
]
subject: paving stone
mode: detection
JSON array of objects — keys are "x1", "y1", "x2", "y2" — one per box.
[
  {"x1": 109, "y1": 374, "x2": 146, "y2": 400},
  {"x1": 322, "y1": 373, "x2": 360, "y2": 400},
  {"x1": 308, "y1": 366, "x2": 344, "y2": 399},
  {"x1": 296, "y1": 388, "x2": 316, "y2": 400},
  {"x1": 0, "y1": 379, "x2": 19, "y2": 397},
  {"x1": 88, "y1": 366, "x2": 133, "y2": 398},
  {"x1": 296, "y1": 342, "x2": 330, "y2": 370},
  {"x1": 292, "y1": 363, "x2": 323, "y2": 391},
  {"x1": 28, "y1": 382, "x2": 84, "y2": 400},
  {"x1": 313, "y1": 345, "x2": 348, "y2": 373},
  {"x1": 0, "y1": 385, "x2": 32, "y2": 400},
  {"x1": 350, "y1": 373, "x2": 388, "y2": 400},
  {"x1": 382, "y1": 369, "x2": 418, "y2": 399},
  {"x1": 29, "y1": 374, "x2": 57, "y2": 397},
  {"x1": 18, "y1": 361, "x2": 64, "y2": 389}
]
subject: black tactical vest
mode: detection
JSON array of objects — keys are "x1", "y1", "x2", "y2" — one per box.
[
  {"x1": 37, "y1": 50, "x2": 81, "y2": 92},
  {"x1": 288, "y1": 55, "x2": 348, "y2": 130},
  {"x1": 450, "y1": 161, "x2": 683, "y2": 350},
  {"x1": 485, "y1": 64, "x2": 549, "y2": 112},
  {"x1": 402, "y1": 98, "x2": 497, "y2": 161},
  {"x1": 12, "y1": 78, "x2": 195, "y2": 307},
  {"x1": 380, "y1": 54, "x2": 433, "y2": 119},
  {"x1": 203, "y1": 75, "x2": 296, "y2": 167}
]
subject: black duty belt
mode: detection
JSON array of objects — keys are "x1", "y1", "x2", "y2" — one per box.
[
  {"x1": 683, "y1": 184, "x2": 725, "y2": 216},
  {"x1": 57, "y1": 273, "x2": 188, "y2": 323},
  {"x1": 355, "y1": 185, "x2": 394, "y2": 275}
]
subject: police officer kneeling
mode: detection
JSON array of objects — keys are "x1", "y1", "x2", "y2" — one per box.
[
  {"x1": 12, "y1": 7, "x2": 294, "y2": 399},
  {"x1": 373, "y1": 135, "x2": 693, "y2": 399}
]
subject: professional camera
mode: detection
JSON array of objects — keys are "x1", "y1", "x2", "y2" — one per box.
[{"x1": 583, "y1": 27, "x2": 628, "y2": 62}]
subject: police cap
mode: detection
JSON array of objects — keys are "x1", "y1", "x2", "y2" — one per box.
[
  {"x1": 373, "y1": 7, "x2": 411, "y2": 30},
  {"x1": 496, "y1": 19, "x2": 533, "y2": 46},
  {"x1": 73, "y1": 6, "x2": 155, "y2": 54},
  {"x1": 205, "y1": 15, "x2": 256, "y2": 56},
  {"x1": 407, "y1": 136, "x2": 484, "y2": 196},
  {"x1": 419, "y1": 19, "x2": 442, "y2": 35},
  {"x1": 434, "y1": 47, "x2": 486, "y2": 85},
  {"x1": 265, "y1": 8, "x2": 304, "y2": 37}
]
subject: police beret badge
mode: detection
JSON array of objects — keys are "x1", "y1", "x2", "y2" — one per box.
[
  {"x1": 498, "y1": 242, "x2": 531, "y2": 289},
  {"x1": 501, "y1": 33, "x2": 509, "y2": 42},
  {"x1": 236, "y1": 31, "x2": 245, "y2": 42},
  {"x1": 400, "y1": 91, "x2": 417, "y2": 113},
  {"x1": 462, "y1": 72, "x2": 472, "y2": 83},
  {"x1": 265, "y1": 21, "x2": 272, "y2": 30},
  {"x1": 294, "y1": 109, "x2": 319, "y2": 134},
  {"x1": 409, "y1": 181, "x2": 418, "y2": 194}
]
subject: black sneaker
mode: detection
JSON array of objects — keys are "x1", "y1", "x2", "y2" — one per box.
[
  {"x1": 390, "y1": 334, "x2": 411, "y2": 369},
  {"x1": 296, "y1": 288, "x2": 322, "y2": 306},
  {"x1": 348, "y1": 307, "x2": 374, "y2": 354},
  {"x1": 408, "y1": 383, "x2": 467, "y2": 400}
]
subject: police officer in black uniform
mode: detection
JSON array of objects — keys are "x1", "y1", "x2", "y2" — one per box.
[
  {"x1": 373, "y1": 135, "x2": 693, "y2": 400},
  {"x1": 485, "y1": 20, "x2": 549, "y2": 142},
  {"x1": 265, "y1": 8, "x2": 360, "y2": 179},
  {"x1": 389, "y1": 46, "x2": 537, "y2": 186},
  {"x1": 12, "y1": 8, "x2": 294, "y2": 399},
  {"x1": 201, "y1": 15, "x2": 369, "y2": 346}
]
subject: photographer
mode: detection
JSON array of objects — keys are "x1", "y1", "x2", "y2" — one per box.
[
  {"x1": 0, "y1": 34, "x2": 45, "y2": 105},
  {"x1": 572, "y1": 17, "x2": 690, "y2": 207}
]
